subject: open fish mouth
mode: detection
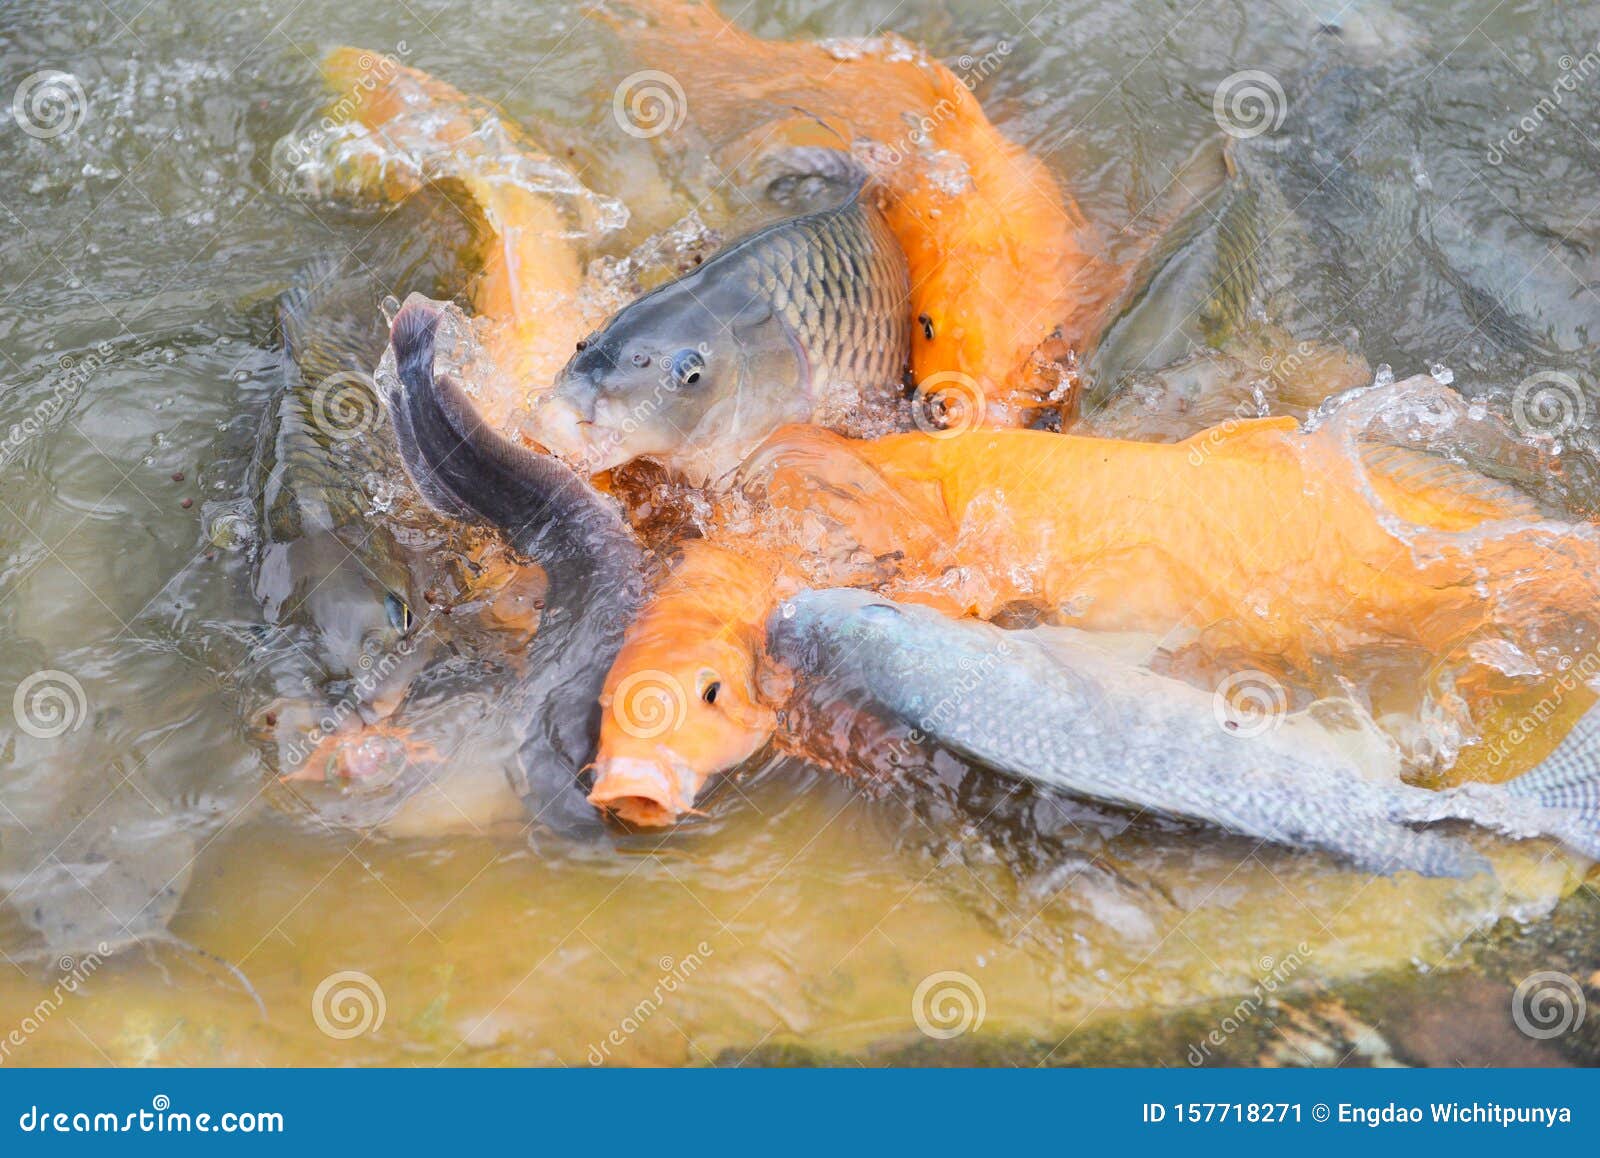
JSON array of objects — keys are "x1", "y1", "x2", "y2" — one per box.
[{"x1": 586, "y1": 755, "x2": 702, "y2": 826}]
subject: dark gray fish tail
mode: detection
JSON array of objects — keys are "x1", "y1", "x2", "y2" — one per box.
[
  {"x1": 1504, "y1": 705, "x2": 1600, "y2": 861},
  {"x1": 387, "y1": 300, "x2": 647, "y2": 827}
]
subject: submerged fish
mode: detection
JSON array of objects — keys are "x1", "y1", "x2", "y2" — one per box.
[
  {"x1": 385, "y1": 298, "x2": 646, "y2": 828},
  {"x1": 535, "y1": 175, "x2": 910, "y2": 482},
  {"x1": 252, "y1": 257, "x2": 427, "y2": 722},
  {"x1": 765, "y1": 589, "x2": 1600, "y2": 878}
]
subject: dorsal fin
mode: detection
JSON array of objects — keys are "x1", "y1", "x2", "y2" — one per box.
[{"x1": 1359, "y1": 443, "x2": 1541, "y2": 529}]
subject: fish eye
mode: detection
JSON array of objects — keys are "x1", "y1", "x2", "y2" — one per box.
[
  {"x1": 696, "y1": 668, "x2": 721, "y2": 705},
  {"x1": 669, "y1": 348, "x2": 706, "y2": 387},
  {"x1": 630, "y1": 352, "x2": 651, "y2": 368},
  {"x1": 385, "y1": 592, "x2": 414, "y2": 635}
]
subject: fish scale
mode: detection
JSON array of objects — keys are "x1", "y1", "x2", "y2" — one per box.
[
  {"x1": 768, "y1": 589, "x2": 1600, "y2": 878},
  {"x1": 741, "y1": 198, "x2": 911, "y2": 397},
  {"x1": 543, "y1": 175, "x2": 912, "y2": 484}
]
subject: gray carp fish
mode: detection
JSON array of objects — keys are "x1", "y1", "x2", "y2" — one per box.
[
  {"x1": 535, "y1": 171, "x2": 911, "y2": 483},
  {"x1": 766, "y1": 589, "x2": 1600, "y2": 878},
  {"x1": 385, "y1": 297, "x2": 647, "y2": 830},
  {"x1": 252, "y1": 256, "x2": 429, "y2": 722}
]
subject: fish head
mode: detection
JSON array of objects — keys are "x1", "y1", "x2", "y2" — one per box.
[
  {"x1": 587, "y1": 549, "x2": 779, "y2": 825},
  {"x1": 765, "y1": 588, "x2": 919, "y2": 673},
  {"x1": 282, "y1": 527, "x2": 426, "y2": 716},
  {"x1": 537, "y1": 277, "x2": 806, "y2": 482}
]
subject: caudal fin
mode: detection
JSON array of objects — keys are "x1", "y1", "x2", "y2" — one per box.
[
  {"x1": 1504, "y1": 704, "x2": 1600, "y2": 861},
  {"x1": 386, "y1": 299, "x2": 648, "y2": 822}
]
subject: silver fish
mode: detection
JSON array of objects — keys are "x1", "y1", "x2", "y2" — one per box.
[
  {"x1": 766, "y1": 589, "x2": 1600, "y2": 878},
  {"x1": 536, "y1": 175, "x2": 910, "y2": 483}
]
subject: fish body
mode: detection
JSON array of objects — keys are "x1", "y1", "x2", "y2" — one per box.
[
  {"x1": 385, "y1": 298, "x2": 647, "y2": 830},
  {"x1": 749, "y1": 413, "x2": 1582, "y2": 665},
  {"x1": 253, "y1": 258, "x2": 425, "y2": 715},
  {"x1": 766, "y1": 589, "x2": 1600, "y2": 877},
  {"x1": 536, "y1": 179, "x2": 911, "y2": 482},
  {"x1": 1095, "y1": 31, "x2": 1598, "y2": 399},
  {"x1": 600, "y1": 0, "x2": 1104, "y2": 418},
  {"x1": 585, "y1": 407, "x2": 1600, "y2": 825}
]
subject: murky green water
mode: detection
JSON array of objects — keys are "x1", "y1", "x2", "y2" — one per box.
[{"x1": 1, "y1": 0, "x2": 1597, "y2": 1065}]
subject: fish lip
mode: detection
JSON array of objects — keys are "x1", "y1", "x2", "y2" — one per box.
[
  {"x1": 587, "y1": 755, "x2": 698, "y2": 827},
  {"x1": 528, "y1": 396, "x2": 629, "y2": 475}
]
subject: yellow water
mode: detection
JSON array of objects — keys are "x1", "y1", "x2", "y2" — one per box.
[{"x1": 4, "y1": 0, "x2": 1600, "y2": 1067}]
